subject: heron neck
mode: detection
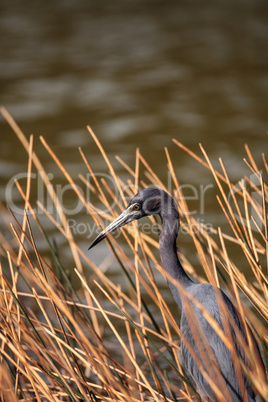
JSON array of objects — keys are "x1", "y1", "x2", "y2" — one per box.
[{"x1": 159, "y1": 213, "x2": 193, "y2": 310}]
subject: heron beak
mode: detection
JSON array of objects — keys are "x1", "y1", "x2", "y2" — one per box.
[{"x1": 88, "y1": 209, "x2": 135, "y2": 250}]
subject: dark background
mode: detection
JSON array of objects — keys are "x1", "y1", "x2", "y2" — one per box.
[{"x1": 1, "y1": 0, "x2": 267, "y2": 286}]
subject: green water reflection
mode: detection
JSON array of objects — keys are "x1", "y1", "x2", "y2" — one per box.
[{"x1": 1, "y1": 0, "x2": 267, "y2": 291}]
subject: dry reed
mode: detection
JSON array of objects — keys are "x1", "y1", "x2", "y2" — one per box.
[{"x1": 0, "y1": 107, "x2": 267, "y2": 401}]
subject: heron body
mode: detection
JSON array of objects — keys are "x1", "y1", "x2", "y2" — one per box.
[{"x1": 89, "y1": 188, "x2": 264, "y2": 401}]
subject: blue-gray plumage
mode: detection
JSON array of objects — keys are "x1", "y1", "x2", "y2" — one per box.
[{"x1": 89, "y1": 188, "x2": 264, "y2": 401}]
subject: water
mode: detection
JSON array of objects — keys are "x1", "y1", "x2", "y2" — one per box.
[{"x1": 1, "y1": 0, "x2": 268, "y2": 288}]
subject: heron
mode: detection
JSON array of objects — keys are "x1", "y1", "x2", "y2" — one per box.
[{"x1": 89, "y1": 187, "x2": 264, "y2": 401}]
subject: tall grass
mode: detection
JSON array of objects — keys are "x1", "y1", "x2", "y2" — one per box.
[{"x1": 0, "y1": 107, "x2": 267, "y2": 401}]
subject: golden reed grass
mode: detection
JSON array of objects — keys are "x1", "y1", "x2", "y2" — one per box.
[{"x1": 0, "y1": 107, "x2": 267, "y2": 401}]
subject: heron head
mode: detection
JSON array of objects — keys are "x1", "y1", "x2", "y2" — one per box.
[{"x1": 88, "y1": 187, "x2": 169, "y2": 250}]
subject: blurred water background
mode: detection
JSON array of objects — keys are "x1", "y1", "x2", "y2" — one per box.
[{"x1": 1, "y1": 0, "x2": 268, "y2": 295}]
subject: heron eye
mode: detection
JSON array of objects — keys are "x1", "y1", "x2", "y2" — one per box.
[{"x1": 132, "y1": 203, "x2": 140, "y2": 211}]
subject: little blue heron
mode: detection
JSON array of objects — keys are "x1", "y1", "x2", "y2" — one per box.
[{"x1": 89, "y1": 188, "x2": 264, "y2": 401}]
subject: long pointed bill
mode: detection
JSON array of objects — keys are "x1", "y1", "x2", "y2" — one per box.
[{"x1": 88, "y1": 209, "x2": 135, "y2": 250}]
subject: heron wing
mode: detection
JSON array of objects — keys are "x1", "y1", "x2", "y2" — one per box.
[{"x1": 181, "y1": 283, "x2": 257, "y2": 401}]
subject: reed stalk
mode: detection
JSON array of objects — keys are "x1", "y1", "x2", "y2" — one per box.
[{"x1": 0, "y1": 107, "x2": 267, "y2": 401}]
